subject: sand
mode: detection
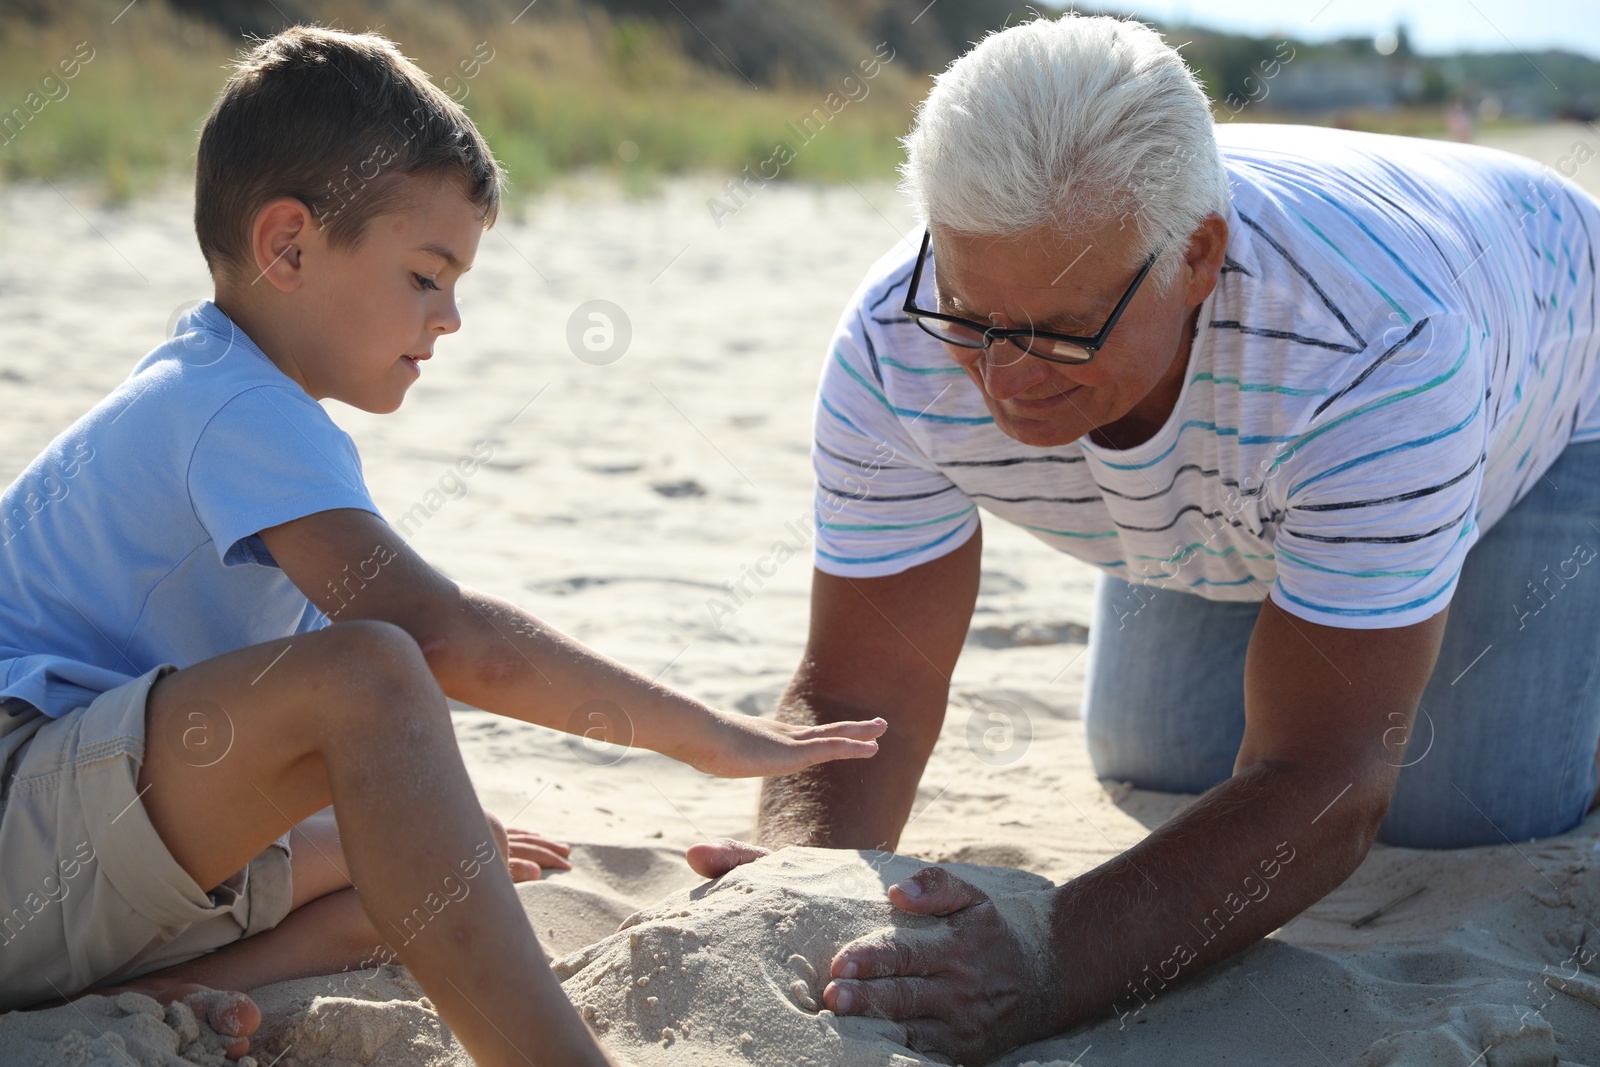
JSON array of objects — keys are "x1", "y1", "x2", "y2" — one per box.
[
  {"x1": 550, "y1": 847, "x2": 1054, "y2": 1067},
  {"x1": 1, "y1": 124, "x2": 1599, "y2": 1066}
]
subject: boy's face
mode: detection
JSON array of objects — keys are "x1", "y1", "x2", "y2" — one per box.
[{"x1": 297, "y1": 174, "x2": 483, "y2": 413}]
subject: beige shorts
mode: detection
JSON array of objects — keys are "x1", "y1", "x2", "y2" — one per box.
[{"x1": 0, "y1": 664, "x2": 293, "y2": 1011}]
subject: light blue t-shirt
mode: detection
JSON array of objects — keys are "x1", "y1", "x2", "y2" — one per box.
[{"x1": 0, "y1": 301, "x2": 381, "y2": 717}]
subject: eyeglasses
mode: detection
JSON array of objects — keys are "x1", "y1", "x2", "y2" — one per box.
[{"x1": 902, "y1": 228, "x2": 1163, "y2": 367}]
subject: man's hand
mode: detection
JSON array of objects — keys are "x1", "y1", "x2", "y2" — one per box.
[
  {"x1": 823, "y1": 866, "x2": 1055, "y2": 1065},
  {"x1": 683, "y1": 713, "x2": 887, "y2": 779},
  {"x1": 680, "y1": 845, "x2": 1055, "y2": 1063}
]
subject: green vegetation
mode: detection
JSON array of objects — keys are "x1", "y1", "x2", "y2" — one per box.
[
  {"x1": 0, "y1": 0, "x2": 1593, "y2": 204},
  {"x1": 0, "y1": 0, "x2": 927, "y2": 203}
]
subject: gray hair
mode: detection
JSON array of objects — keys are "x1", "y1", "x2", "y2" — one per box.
[{"x1": 899, "y1": 13, "x2": 1229, "y2": 292}]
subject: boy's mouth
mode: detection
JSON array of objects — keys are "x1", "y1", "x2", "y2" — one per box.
[{"x1": 401, "y1": 352, "x2": 431, "y2": 373}]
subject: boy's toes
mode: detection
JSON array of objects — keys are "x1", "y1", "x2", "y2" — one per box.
[
  {"x1": 686, "y1": 838, "x2": 771, "y2": 879},
  {"x1": 157, "y1": 985, "x2": 261, "y2": 1059}
]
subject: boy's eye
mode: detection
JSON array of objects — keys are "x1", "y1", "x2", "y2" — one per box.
[{"x1": 414, "y1": 273, "x2": 440, "y2": 291}]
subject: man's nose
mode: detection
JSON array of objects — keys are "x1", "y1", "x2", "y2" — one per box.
[{"x1": 977, "y1": 341, "x2": 1048, "y2": 399}]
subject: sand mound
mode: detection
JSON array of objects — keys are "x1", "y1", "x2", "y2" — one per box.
[
  {"x1": 551, "y1": 846, "x2": 1054, "y2": 1066},
  {"x1": 0, "y1": 991, "x2": 247, "y2": 1067}
]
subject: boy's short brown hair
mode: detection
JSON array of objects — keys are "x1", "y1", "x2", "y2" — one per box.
[{"x1": 195, "y1": 25, "x2": 503, "y2": 277}]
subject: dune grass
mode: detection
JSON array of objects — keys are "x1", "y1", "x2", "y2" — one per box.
[
  {"x1": 1, "y1": 0, "x2": 1534, "y2": 206},
  {"x1": 0, "y1": 0, "x2": 924, "y2": 204}
]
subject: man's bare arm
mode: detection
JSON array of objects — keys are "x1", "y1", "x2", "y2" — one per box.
[
  {"x1": 759, "y1": 529, "x2": 983, "y2": 852},
  {"x1": 1041, "y1": 597, "x2": 1447, "y2": 1028},
  {"x1": 824, "y1": 595, "x2": 1449, "y2": 1062}
]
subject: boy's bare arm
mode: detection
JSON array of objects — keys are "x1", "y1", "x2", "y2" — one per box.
[{"x1": 258, "y1": 508, "x2": 883, "y2": 775}]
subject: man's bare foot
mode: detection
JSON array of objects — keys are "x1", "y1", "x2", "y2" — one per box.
[
  {"x1": 621, "y1": 839, "x2": 768, "y2": 933},
  {"x1": 685, "y1": 838, "x2": 771, "y2": 879}
]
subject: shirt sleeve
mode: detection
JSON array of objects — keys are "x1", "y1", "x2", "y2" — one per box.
[
  {"x1": 187, "y1": 385, "x2": 382, "y2": 566},
  {"x1": 1269, "y1": 314, "x2": 1487, "y2": 628},
  {"x1": 811, "y1": 299, "x2": 979, "y2": 578}
]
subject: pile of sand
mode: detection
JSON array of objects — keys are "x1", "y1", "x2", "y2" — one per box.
[
  {"x1": 551, "y1": 847, "x2": 1053, "y2": 1066},
  {"x1": 0, "y1": 991, "x2": 248, "y2": 1067}
]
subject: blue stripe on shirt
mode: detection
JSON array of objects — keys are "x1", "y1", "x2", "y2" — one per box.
[
  {"x1": 835, "y1": 348, "x2": 994, "y2": 426},
  {"x1": 813, "y1": 517, "x2": 975, "y2": 566},
  {"x1": 1273, "y1": 572, "x2": 1456, "y2": 617}
]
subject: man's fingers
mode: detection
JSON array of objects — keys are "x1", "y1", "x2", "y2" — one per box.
[
  {"x1": 824, "y1": 975, "x2": 946, "y2": 1022},
  {"x1": 887, "y1": 865, "x2": 989, "y2": 916},
  {"x1": 685, "y1": 837, "x2": 771, "y2": 879},
  {"x1": 898, "y1": 1019, "x2": 960, "y2": 1063},
  {"x1": 830, "y1": 927, "x2": 942, "y2": 981}
]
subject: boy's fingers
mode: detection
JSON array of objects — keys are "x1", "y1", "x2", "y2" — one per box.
[
  {"x1": 795, "y1": 736, "x2": 881, "y2": 765},
  {"x1": 801, "y1": 718, "x2": 887, "y2": 741},
  {"x1": 509, "y1": 858, "x2": 543, "y2": 882}
]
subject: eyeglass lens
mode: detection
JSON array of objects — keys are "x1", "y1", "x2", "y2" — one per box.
[{"x1": 913, "y1": 317, "x2": 1091, "y2": 366}]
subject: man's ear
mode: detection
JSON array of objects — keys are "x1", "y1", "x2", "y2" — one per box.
[
  {"x1": 248, "y1": 197, "x2": 316, "y2": 293},
  {"x1": 1181, "y1": 212, "x2": 1229, "y2": 308}
]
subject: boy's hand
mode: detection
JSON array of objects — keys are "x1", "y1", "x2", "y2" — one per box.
[{"x1": 684, "y1": 712, "x2": 886, "y2": 778}]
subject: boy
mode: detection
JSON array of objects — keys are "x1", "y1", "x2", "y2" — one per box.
[{"x1": 0, "y1": 26, "x2": 885, "y2": 1066}]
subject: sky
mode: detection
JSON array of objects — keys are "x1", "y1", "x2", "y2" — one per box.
[{"x1": 1065, "y1": 1, "x2": 1600, "y2": 61}]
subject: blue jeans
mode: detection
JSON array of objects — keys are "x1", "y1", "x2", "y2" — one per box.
[{"x1": 1081, "y1": 439, "x2": 1600, "y2": 849}]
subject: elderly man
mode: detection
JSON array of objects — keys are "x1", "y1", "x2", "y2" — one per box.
[{"x1": 690, "y1": 13, "x2": 1600, "y2": 1064}]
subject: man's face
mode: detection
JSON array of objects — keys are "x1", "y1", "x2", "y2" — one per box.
[
  {"x1": 298, "y1": 174, "x2": 484, "y2": 414},
  {"x1": 929, "y1": 215, "x2": 1220, "y2": 448}
]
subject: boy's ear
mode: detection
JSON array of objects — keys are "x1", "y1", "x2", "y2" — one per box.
[{"x1": 249, "y1": 197, "x2": 316, "y2": 293}]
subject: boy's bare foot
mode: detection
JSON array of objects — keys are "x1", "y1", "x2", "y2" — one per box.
[
  {"x1": 160, "y1": 986, "x2": 260, "y2": 1059},
  {"x1": 75, "y1": 982, "x2": 259, "y2": 1060},
  {"x1": 486, "y1": 810, "x2": 572, "y2": 881}
]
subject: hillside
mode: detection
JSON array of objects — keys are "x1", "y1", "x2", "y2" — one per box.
[{"x1": 1, "y1": 0, "x2": 1595, "y2": 198}]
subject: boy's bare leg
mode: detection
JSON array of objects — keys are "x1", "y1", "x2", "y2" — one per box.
[
  {"x1": 135, "y1": 620, "x2": 616, "y2": 1067},
  {"x1": 109, "y1": 805, "x2": 564, "y2": 1004}
]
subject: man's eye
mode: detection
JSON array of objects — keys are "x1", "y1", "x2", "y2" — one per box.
[{"x1": 414, "y1": 273, "x2": 440, "y2": 291}]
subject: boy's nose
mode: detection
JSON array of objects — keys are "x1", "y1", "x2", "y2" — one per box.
[{"x1": 432, "y1": 298, "x2": 462, "y2": 335}]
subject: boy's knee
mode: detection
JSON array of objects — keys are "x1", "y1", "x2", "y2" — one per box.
[
  {"x1": 321, "y1": 620, "x2": 427, "y2": 676},
  {"x1": 311, "y1": 620, "x2": 441, "y2": 720}
]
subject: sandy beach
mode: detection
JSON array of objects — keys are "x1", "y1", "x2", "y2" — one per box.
[{"x1": 2, "y1": 123, "x2": 1599, "y2": 1066}]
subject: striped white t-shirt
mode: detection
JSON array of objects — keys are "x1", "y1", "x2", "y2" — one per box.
[{"x1": 810, "y1": 124, "x2": 1600, "y2": 628}]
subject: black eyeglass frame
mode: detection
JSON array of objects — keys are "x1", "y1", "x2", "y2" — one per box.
[{"x1": 901, "y1": 228, "x2": 1162, "y2": 366}]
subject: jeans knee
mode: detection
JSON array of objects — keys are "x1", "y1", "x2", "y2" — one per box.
[{"x1": 1378, "y1": 782, "x2": 1590, "y2": 849}]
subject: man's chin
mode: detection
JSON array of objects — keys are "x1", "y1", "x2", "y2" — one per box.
[{"x1": 992, "y1": 410, "x2": 1088, "y2": 449}]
